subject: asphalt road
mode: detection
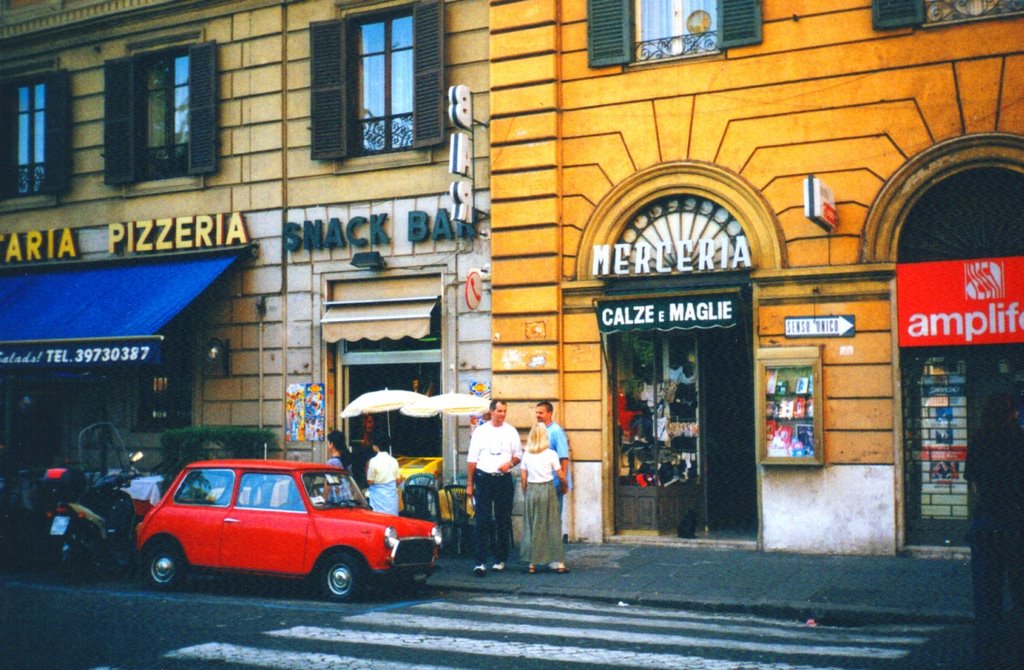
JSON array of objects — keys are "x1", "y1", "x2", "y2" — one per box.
[{"x1": 0, "y1": 570, "x2": 974, "y2": 669}]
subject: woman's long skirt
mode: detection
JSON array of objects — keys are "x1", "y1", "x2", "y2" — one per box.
[{"x1": 520, "y1": 481, "x2": 563, "y2": 565}]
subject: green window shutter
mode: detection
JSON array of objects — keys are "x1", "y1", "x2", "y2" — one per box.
[
  {"x1": 0, "y1": 83, "x2": 11, "y2": 197},
  {"x1": 188, "y1": 42, "x2": 218, "y2": 176},
  {"x1": 104, "y1": 56, "x2": 136, "y2": 186},
  {"x1": 588, "y1": 0, "x2": 632, "y2": 68},
  {"x1": 413, "y1": 0, "x2": 445, "y2": 148},
  {"x1": 310, "y1": 19, "x2": 348, "y2": 160},
  {"x1": 873, "y1": 0, "x2": 924, "y2": 30},
  {"x1": 718, "y1": 0, "x2": 762, "y2": 49},
  {"x1": 40, "y1": 70, "x2": 71, "y2": 195}
]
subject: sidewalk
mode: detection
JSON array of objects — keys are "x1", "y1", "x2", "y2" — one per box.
[{"x1": 427, "y1": 540, "x2": 974, "y2": 626}]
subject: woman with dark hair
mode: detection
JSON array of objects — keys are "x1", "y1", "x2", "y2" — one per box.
[{"x1": 965, "y1": 392, "x2": 1024, "y2": 667}]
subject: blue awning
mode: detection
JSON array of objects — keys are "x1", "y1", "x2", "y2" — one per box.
[{"x1": 0, "y1": 254, "x2": 237, "y2": 370}]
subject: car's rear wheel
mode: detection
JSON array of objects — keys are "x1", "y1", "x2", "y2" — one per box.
[
  {"x1": 315, "y1": 551, "x2": 365, "y2": 602},
  {"x1": 143, "y1": 540, "x2": 188, "y2": 591}
]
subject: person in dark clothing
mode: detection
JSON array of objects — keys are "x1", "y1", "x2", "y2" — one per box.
[{"x1": 964, "y1": 391, "x2": 1024, "y2": 668}]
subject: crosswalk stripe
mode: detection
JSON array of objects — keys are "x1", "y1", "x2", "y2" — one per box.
[
  {"x1": 411, "y1": 601, "x2": 927, "y2": 646},
  {"x1": 268, "y1": 626, "x2": 859, "y2": 670},
  {"x1": 339, "y1": 612, "x2": 908, "y2": 659},
  {"x1": 471, "y1": 595, "x2": 945, "y2": 634},
  {"x1": 166, "y1": 642, "x2": 456, "y2": 670}
]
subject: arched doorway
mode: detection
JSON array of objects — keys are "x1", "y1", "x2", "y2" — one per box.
[{"x1": 896, "y1": 166, "x2": 1024, "y2": 546}]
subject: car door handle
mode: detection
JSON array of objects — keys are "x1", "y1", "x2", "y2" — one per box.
[{"x1": 224, "y1": 517, "x2": 241, "y2": 523}]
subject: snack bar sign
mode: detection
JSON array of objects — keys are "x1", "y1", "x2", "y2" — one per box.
[
  {"x1": 597, "y1": 295, "x2": 738, "y2": 334},
  {"x1": 897, "y1": 256, "x2": 1024, "y2": 347}
]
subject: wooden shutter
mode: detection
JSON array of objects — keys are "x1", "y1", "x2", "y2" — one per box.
[
  {"x1": 310, "y1": 20, "x2": 348, "y2": 160},
  {"x1": 40, "y1": 70, "x2": 71, "y2": 194},
  {"x1": 413, "y1": 0, "x2": 445, "y2": 148},
  {"x1": 188, "y1": 41, "x2": 218, "y2": 175},
  {"x1": 718, "y1": 0, "x2": 762, "y2": 49},
  {"x1": 0, "y1": 82, "x2": 12, "y2": 197},
  {"x1": 873, "y1": 0, "x2": 923, "y2": 30},
  {"x1": 104, "y1": 56, "x2": 135, "y2": 185},
  {"x1": 588, "y1": 0, "x2": 632, "y2": 68}
]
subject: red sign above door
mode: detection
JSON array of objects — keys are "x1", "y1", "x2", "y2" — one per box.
[{"x1": 897, "y1": 256, "x2": 1024, "y2": 347}]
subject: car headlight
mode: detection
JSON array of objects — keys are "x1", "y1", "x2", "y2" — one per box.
[
  {"x1": 431, "y1": 525, "x2": 443, "y2": 547},
  {"x1": 384, "y1": 526, "x2": 398, "y2": 550}
]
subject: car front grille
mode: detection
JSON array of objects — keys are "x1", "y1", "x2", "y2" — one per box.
[{"x1": 394, "y1": 538, "x2": 435, "y2": 565}]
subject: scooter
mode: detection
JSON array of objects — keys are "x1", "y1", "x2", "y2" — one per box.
[{"x1": 41, "y1": 451, "x2": 143, "y2": 580}]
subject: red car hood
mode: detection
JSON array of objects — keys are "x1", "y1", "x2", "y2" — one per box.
[{"x1": 318, "y1": 507, "x2": 437, "y2": 537}]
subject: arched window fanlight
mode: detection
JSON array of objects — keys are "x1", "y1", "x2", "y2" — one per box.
[
  {"x1": 898, "y1": 168, "x2": 1024, "y2": 263},
  {"x1": 611, "y1": 195, "x2": 750, "y2": 273}
]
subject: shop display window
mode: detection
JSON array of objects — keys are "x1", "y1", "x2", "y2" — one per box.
[
  {"x1": 756, "y1": 348, "x2": 823, "y2": 465},
  {"x1": 613, "y1": 331, "x2": 702, "y2": 534}
]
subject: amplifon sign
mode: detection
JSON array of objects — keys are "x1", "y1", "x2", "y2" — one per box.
[{"x1": 897, "y1": 256, "x2": 1024, "y2": 347}]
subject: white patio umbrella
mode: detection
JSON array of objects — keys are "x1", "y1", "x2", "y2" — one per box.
[
  {"x1": 399, "y1": 392, "x2": 491, "y2": 417},
  {"x1": 340, "y1": 389, "x2": 428, "y2": 451},
  {"x1": 340, "y1": 389, "x2": 428, "y2": 418}
]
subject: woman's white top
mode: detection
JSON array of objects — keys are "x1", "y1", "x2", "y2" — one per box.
[{"x1": 521, "y1": 448, "x2": 561, "y2": 484}]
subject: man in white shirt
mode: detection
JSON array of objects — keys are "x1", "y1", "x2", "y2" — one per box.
[{"x1": 466, "y1": 399, "x2": 521, "y2": 576}]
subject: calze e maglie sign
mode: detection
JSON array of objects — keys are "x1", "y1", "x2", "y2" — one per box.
[{"x1": 597, "y1": 295, "x2": 738, "y2": 334}]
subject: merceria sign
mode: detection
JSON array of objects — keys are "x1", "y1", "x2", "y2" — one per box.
[
  {"x1": 897, "y1": 256, "x2": 1024, "y2": 346},
  {"x1": 1, "y1": 228, "x2": 78, "y2": 264},
  {"x1": 109, "y1": 212, "x2": 249, "y2": 254},
  {"x1": 284, "y1": 209, "x2": 475, "y2": 254},
  {"x1": 592, "y1": 238, "x2": 751, "y2": 277}
]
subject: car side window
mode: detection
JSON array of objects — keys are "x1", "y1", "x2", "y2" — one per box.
[
  {"x1": 173, "y1": 469, "x2": 235, "y2": 506},
  {"x1": 237, "y1": 473, "x2": 306, "y2": 512}
]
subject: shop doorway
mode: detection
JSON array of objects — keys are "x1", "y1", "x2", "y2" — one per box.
[
  {"x1": 897, "y1": 166, "x2": 1024, "y2": 547},
  {"x1": 345, "y1": 362, "x2": 442, "y2": 458},
  {"x1": 901, "y1": 346, "x2": 1024, "y2": 546},
  {"x1": 611, "y1": 291, "x2": 756, "y2": 538}
]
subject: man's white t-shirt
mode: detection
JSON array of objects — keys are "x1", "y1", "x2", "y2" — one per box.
[{"x1": 467, "y1": 421, "x2": 522, "y2": 474}]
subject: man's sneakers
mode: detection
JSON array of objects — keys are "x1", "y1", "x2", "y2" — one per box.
[{"x1": 473, "y1": 562, "x2": 505, "y2": 576}]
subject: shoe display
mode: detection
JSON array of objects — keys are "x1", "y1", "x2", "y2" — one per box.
[
  {"x1": 491, "y1": 561, "x2": 505, "y2": 572},
  {"x1": 473, "y1": 564, "x2": 487, "y2": 577}
]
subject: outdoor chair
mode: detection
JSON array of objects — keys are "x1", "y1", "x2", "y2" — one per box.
[
  {"x1": 440, "y1": 484, "x2": 472, "y2": 556},
  {"x1": 401, "y1": 483, "x2": 440, "y2": 522}
]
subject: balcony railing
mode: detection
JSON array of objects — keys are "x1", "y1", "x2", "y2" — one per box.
[
  {"x1": 635, "y1": 31, "x2": 718, "y2": 63},
  {"x1": 925, "y1": 0, "x2": 1024, "y2": 25}
]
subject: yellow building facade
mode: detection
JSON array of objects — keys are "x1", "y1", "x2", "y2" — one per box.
[{"x1": 487, "y1": 0, "x2": 1024, "y2": 553}]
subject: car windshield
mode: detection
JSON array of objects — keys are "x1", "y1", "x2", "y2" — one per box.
[{"x1": 302, "y1": 471, "x2": 369, "y2": 509}]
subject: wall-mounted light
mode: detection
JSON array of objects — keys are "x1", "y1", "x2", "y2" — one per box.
[
  {"x1": 351, "y1": 251, "x2": 385, "y2": 270},
  {"x1": 205, "y1": 338, "x2": 230, "y2": 375}
]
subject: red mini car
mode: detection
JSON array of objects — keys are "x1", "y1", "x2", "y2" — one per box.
[{"x1": 136, "y1": 459, "x2": 440, "y2": 601}]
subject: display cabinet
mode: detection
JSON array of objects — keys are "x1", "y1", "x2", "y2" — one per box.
[{"x1": 756, "y1": 347, "x2": 824, "y2": 465}]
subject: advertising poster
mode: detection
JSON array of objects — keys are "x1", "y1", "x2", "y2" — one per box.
[
  {"x1": 304, "y1": 383, "x2": 325, "y2": 442},
  {"x1": 286, "y1": 383, "x2": 305, "y2": 442},
  {"x1": 286, "y1": 383, "x2": 326, "y2": 442}
]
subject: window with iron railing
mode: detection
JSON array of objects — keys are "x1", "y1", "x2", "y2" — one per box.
[
  {"x1": 636, "y1": 0, "x2": 719, "y2": 62},
  {"x1": 924, "y1": 0, "x2": 1024, "y2": 25}
]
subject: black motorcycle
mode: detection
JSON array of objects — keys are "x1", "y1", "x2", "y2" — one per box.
[{"x1": 41, "y1": 453, "x2": 142, "y2": 580}]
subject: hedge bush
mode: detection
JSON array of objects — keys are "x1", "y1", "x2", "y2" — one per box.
[{"x1": 157, "y1": 426, "x2": 278, "y2": 483}]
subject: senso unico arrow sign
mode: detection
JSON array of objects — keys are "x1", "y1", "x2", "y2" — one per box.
[{"x1": 784, "y1": 315, "x2": 855, "y2": 338}]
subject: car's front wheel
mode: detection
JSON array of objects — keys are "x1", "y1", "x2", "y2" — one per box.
[
  {"x1": 142, "y1": 539, "x2": 188, "y2": 591},
  {"x1": 314, "y1": 551, "x2": 365, "y2": 602}
]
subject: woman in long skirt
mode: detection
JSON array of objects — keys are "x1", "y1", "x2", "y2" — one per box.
[{"x1": 519, "y1": 422, "x2": 569, "y2": 573}]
